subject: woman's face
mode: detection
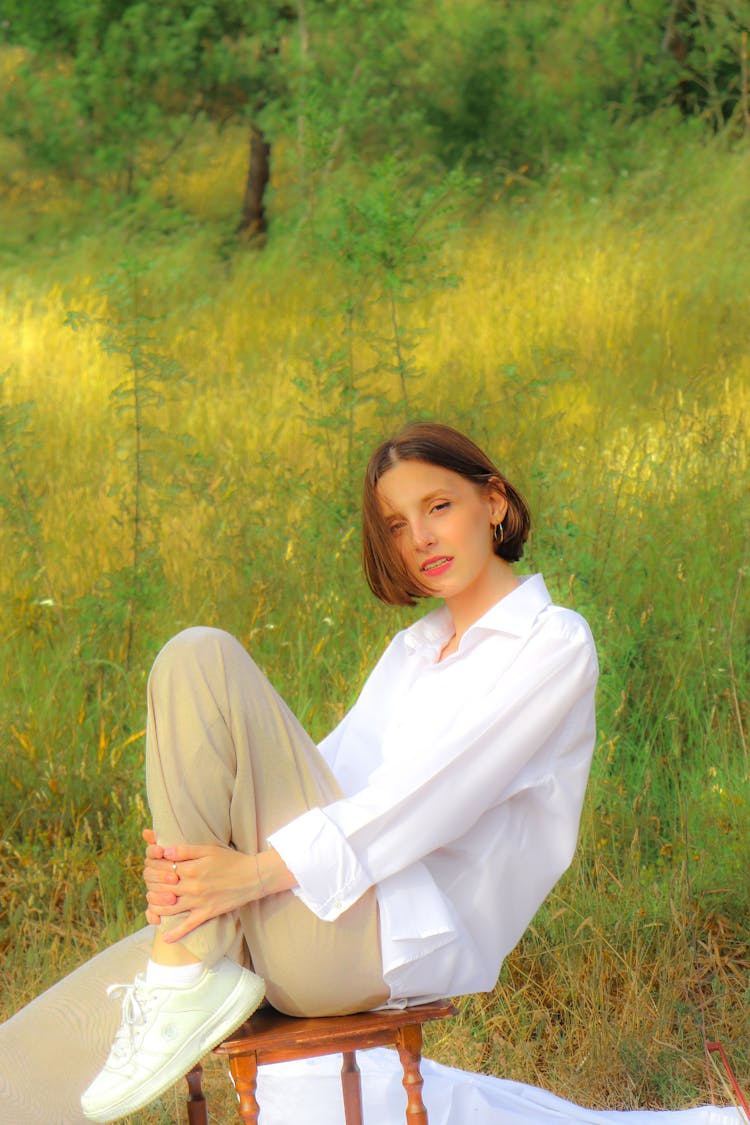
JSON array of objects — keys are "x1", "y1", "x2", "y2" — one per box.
[{"x1": 376, "y1": 459, "x2": 507, "y2": 608}]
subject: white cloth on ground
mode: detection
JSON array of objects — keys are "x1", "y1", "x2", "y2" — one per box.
[{"x1": 256, "y1": 1049, "x2": 743, "y2": 1125}]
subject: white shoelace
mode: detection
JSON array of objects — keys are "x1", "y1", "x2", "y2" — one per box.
[{"x1": 106, "y1": 977, "x2": 156, "y2": 1060}]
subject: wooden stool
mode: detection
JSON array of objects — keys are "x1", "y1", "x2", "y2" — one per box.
[{"x1": 185, "y1": 999, "x2": 456, "y2": 1125}]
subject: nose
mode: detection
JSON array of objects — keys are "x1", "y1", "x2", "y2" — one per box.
[{"x1": 410, "y1": 519, "x2": 436, "y2": 552}]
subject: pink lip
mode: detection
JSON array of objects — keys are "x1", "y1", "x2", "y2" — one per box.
[{"x1": 421, "y1": 556, "x2": 454, "y2": 577}]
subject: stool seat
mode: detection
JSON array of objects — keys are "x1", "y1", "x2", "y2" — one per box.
[{"x1": 185, "y1": 999, "x2": 457, "y2": 1125}]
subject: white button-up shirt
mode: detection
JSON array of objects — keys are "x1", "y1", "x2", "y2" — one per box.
[{"x1": 269, "y1": 574, "x2": 598, "y2": 1004}]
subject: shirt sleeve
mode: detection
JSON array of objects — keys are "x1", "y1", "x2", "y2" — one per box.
[{"x1": 269, "y1": 613, "x2": 598, "y2": 921}]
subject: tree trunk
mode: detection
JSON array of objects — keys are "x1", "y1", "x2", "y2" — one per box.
[
  {"x1": 238, "y1": 123, "x2": 271, "y2": 244},
  {"x1": 661, "y1": 0, "x2": 693, "y2": 114}
]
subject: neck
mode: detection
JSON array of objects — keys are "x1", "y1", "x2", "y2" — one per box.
[{"x1": 444, "y1": 560, "x2": 519, "y2": 651}]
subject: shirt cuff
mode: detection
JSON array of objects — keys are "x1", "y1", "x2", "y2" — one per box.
[{"x1": 267, "y1": 807, "x2": 373, "y2": 921}]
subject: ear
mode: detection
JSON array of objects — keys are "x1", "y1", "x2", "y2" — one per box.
[{"x1": 485, "y1": 476, "x2": 509, "y2": 525}]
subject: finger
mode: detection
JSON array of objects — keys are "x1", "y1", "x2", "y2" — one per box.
[
  {"x1": 145, "y1": 907, "x2": 161, "y2": 926},
  {"x1": 163, "y1": 844, "x2": 230, "y2": 865},
  {"x1": 144, "y1": 885, "x2": 180, "y2": 904},
  {"x1": 147, "y1": 890, "x2": 179, "y2": 906},
  {"x1": 146, "y1": 899, "x2": 187, "y2": 919},
  {"x1": 144, "y1": 900, "x2": 189, "y2": 921},
  {"x1": 142, "y1": 828, "x2": 157, "y2": 845},
  {"x1": 144, "y1": 857, "x2": 180, "y2": 879},
  {"x1": 145, "y1": 844, "x2": 167, "y2": 861},
  {"x1": 143, "y1": 876, "x2": 178, "y2": 899},
  {"x1": 162, "y1": 845, "x2": 210, "y2": 862}
]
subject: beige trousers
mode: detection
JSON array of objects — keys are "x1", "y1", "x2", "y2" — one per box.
[{"x1": 0, "y1": 628, "x2": 387, "y2": 1125}]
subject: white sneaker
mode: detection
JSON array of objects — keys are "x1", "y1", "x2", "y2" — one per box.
[{"x1": 80, "y1": 958, "x2": 265, "y2": 1122}]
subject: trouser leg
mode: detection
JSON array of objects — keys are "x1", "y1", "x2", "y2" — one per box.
[
  {"x1": 146, "y1": 627, "x2": 387, "y2": 1016},
  {"x1": 0, "y1": 628, "x2": 387, "y2": 1124},
  {"x1": 0, "y1": 928, "x2": 153, "y2": 1125}
]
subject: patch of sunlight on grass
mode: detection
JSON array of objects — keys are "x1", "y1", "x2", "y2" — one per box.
[
  {"x1": 150, "y1": 122, "x2": 302, "y2": 227},
  {"x1": 151, "y1": 120, "x2": 250, "y2": 222},
  {"x1": 410, "y1": 191, "x2": 749, "y2": 450},
  {"x1": 1, "y1": 285, "x2": 117, "y2": 466},
  {"x1": 600, "y1": 374, "x2": 748, "y2": 498}
]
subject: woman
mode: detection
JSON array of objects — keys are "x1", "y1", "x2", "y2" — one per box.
[{"x1": 0, "y1": 422, "x2": 598, "y2": 1125}]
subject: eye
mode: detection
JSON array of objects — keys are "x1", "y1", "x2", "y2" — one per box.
[
  {"x1": 431, "y1": 501, "x2": 451, "y2": 514},
  {"x1": 388, "y1": 520, "x2": 406, "y2": 535}
]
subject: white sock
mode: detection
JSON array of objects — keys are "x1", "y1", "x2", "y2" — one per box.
[{"x1": 145, "y1": 959, "x2": 204, "y2": 988}]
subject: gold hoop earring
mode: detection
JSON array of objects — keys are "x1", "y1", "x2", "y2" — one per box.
[{"x1": 493, "y1": 522, "x2": 504, "y2": 546}]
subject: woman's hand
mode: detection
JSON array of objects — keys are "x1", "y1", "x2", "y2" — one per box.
[
  {"x1": 142, "y1": 828, "x2": 178, "y2": 926},
  {"x1": 142, "y1": 828, "x2": 296, "y2": 943}
]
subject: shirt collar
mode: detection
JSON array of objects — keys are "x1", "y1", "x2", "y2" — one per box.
[{"x1": 403, "y1": 574, "x2": 552, "y2": 659}]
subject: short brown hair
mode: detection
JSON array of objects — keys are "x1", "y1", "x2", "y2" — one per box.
[{"x1": 362, "y1": 422, "x2": 531, "y2": 606}]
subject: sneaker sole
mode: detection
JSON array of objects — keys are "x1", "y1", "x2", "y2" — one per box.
[{"x1": 81, "y1": 970, "x2": 266, "y2": 1122}]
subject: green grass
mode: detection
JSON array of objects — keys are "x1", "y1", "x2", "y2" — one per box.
[{"x1": 1, "y1": 116, "x2": 748, "y2": 1120}]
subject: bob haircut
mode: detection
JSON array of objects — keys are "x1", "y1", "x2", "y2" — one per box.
[{"x1": 362, "y1": 422, "x2": 531, "y2": 607}]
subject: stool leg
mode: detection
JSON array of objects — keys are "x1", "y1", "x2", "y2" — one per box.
[
  {"x1": 340, "y1": 1051, "x2": 365, "y2": 1125},
  {"x1": 185, "y1": 1062, "x2": 208, "y2": 1125},
  {"x1": 229, "y1": 1053, "x2": 261, "y2": 1125},
  {"x1": 396, "y1": 1024, "x2": 428, "y2": 1124}
]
